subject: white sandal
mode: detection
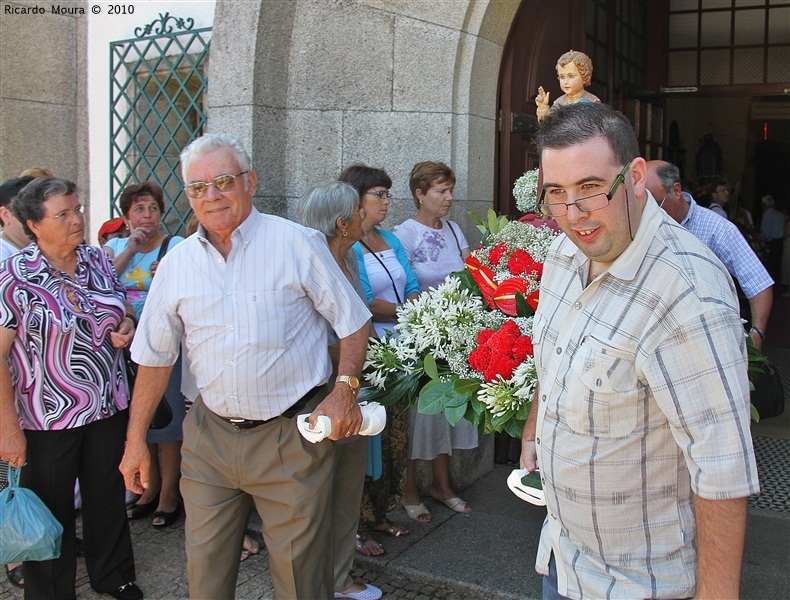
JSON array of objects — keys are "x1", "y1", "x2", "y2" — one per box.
[{"x1": 401, "y1": 501, "x2": 432, "y2": 522}]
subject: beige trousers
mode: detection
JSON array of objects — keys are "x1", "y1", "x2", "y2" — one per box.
[{"x1": 181, "y1": 395, "x2": 334, "y2": 599}]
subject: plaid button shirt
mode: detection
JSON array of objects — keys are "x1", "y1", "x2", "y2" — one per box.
[
  {"x1": 680, "y1": 192, "x2": 773, "y2": 298},
  {"x1": 534, "y1": 197, "x2": 759, "y2": 599}
]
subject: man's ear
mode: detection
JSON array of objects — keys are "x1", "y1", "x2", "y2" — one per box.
[{"x1": 629, "y1": 157, "x2": 647, "y2": 198}]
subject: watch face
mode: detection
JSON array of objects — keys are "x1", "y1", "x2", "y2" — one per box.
[{"x1": 339, "y1": 375, "x2": 359, "y2": 388}]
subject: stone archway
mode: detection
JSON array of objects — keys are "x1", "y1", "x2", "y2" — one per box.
[{"x1": 206, "y1": 0, "x2": 522, "y2": 238}]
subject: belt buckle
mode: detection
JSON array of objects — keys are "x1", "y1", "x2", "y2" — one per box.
[{"x1": 229, "y1": 417, "x2": 247, "y2": 431}]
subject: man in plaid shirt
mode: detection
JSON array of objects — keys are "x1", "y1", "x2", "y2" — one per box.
[{"x1": 521, "y1": 103, "x2": 759, "y2": 600}]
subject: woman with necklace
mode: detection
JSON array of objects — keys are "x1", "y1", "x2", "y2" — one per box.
[
  {"x1": 535, "y1": 49, "x2": 600, "y2": 123},
  {"x1": 103, "y1": 181, "x2": 185, "y2": 529},
  {"x1": 0, "y1": 178, "x2": 142, "y2": 599},
  {"x1": 393, "y1": 161, "x2": 478, "y2": 523},
  {"x1": 297, "y1": 180, "x2": 382, "y2": 600},
  {"x1": 339, "y1": 164, "x2": 416, "y2": 551}
]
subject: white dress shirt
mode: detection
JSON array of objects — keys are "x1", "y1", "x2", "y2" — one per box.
[{"x1": 131, "y1": 209, "x2": 371, "y2": 420}]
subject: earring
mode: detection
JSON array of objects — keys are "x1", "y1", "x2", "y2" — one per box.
[{"x1": 342, "y1": 230, "x2": 348, "y2": 237}]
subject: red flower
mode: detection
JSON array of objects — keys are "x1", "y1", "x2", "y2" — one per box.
[
  {"x1": 465, "y1": 256, "x2": 497, "y2": 309},
  {"x1": 494, "y1": 278, "x2": 529, "y2": 316},
  {"x1": 468, "y1": 345, "x2": 492, "y2": 372},
  {"x1": 507, "y1": 249, "x2": 537, "y2": 276},
  {"x1": 477, "y1": 329, "x2": 495, "y2": 345},
  {"x1": 468, "y1": 319, "x2": 533, "y2": 382},
  {"x1": 526, "y1": 290, "x2": 540, "y2": 310},
  {"x1": 488, "y1": 242, "x2": 509, "y2": 266},
  {"x1": 512, "y1": 336, "x2": 534, "y2": 362}
]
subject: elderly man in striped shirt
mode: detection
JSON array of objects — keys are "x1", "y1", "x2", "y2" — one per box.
[
  {"x1": 521, "y1": 103, "x2": 759, "y2": 600},
  {"x1": 120, "y1": 133, "x2": 371, "y2": 599}
]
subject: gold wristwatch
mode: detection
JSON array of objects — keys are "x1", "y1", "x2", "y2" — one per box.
[{"x1": 336, "y1": 375, "x2": 360, "y2": 395}]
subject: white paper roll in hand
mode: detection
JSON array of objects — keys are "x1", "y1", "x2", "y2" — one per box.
[{"x1": 297, "y1": 401, "x2": 387, "y2": 443}]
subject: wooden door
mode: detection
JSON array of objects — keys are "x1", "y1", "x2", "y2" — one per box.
[{"x1": 495, "y1": 0, "x2": 586, "y2": 216}]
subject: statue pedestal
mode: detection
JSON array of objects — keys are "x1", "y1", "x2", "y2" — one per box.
[{"x1": 413, "y1": 433, "x2": 494, "y2": 494}]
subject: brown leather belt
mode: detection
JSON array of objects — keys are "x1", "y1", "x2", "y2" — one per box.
[{"x1": 220, "y1": 386, "x2": 321, "y2": 430}]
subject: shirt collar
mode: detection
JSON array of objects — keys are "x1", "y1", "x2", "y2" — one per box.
[
  {"x1": 680, "y1": 191, "x2": 698, "y2": 227},
  {"x1": 196, "y1": 208, "x2": 261, "y2": 249},
  {"x1": 558, "y1": 191, "x2": 662, "y2": 282},
  {"x1": 23, "y1": 243, "x2": 89, "y2": 278}
]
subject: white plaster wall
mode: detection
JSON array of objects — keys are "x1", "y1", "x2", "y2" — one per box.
[{"x1": 85, "y1": 0, "x2": 215, "y2": 244}]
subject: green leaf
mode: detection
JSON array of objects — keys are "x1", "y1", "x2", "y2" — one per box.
[
  {"x1": 504, "y1": 418, "x2": 524, "y2": 439},
  {"x1": 417, "y1": 381, "x2": 455, "y2": 414},
  {"x1": 515, "y1": 292, "x2": 534, "y2": 317},
  {"x1": 423, "y1": 354, "x2": 439, "y2": 380},
  {"x1": 486, "y1": 209, "x2": 497, "y2": 233},
  {"x1": 445, "y1": 403, "x2": 468, "y2": 426},
  {"x1": 359, "y1": 372, "x2": 421, "y2": 407},
  {"x1": 750, "y1": 402, "x2": 760, "y2": 423}
]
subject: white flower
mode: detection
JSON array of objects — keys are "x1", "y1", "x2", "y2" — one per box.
[
  {"x1": 512, "y1": 168, "x2": 540, "y2": 213},
  {"x1": 477, "y1": 378, "x2": 526, "y2": 418}
]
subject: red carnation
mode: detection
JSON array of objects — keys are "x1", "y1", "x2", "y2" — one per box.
[
  {"x1": 507, "y1": 249, "x2": 537, "y2": 276},
  {"x1": 512, "y1": 336, "x2": 534, "y2": 362},
  {"x1": 488, "y1": 242, "x2": 509, "y2": 266},
  {"x1": 477, "y1": 329, "x2": 495, "y2": 345},
  {"x1": 468, "y1": 345, "x2": 492, "y2": 372}
]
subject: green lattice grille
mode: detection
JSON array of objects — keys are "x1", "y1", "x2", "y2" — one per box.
[{"x1": 110, "y1": 26, "x2": 211, "y2": 235}]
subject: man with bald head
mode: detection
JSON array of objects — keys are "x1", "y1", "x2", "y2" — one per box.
[{"x1": 646, "y1": 160, "x2": 773, "y2": 351}]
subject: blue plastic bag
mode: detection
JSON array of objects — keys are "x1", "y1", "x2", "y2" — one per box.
[{"x1": 0, "y1": 466, "x2": 63, "y2": 563}]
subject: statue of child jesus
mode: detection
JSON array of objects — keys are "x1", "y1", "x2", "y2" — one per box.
[{"x1": 535, "y1": 50, "x2": 600, "y2": 122}]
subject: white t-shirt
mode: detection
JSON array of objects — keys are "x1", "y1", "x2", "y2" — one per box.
[{"x1": 393, "y1": 218, "x2": 468, "y2": 290}]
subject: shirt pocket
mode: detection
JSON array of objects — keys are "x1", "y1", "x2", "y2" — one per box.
[{"x1": 564, "y1": 337, "x2": 639, "y2": 438}]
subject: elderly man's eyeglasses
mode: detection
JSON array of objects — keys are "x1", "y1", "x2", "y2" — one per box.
[
  {"x1": 184, "y1": 171, "x2": 248, "y2": 199},
  {"x1": 364, "y1": 190, "x2": 391, "y2": 199},
  {"x1": 537, "y1": 162, "x2": 631, "y2": 218}
]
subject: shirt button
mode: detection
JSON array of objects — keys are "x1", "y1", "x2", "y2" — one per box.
[
  {"x1": 226, "y1": 290, "x2": 232, "y2": 295},
  {"x1": 596, "y1": 378, "x2": 602, "y2": 386},
  {"x1": 227, "y1": 360, "x2": 233, "y2": 366},
  {"x1": 536, "y1": 437, "x2": 540, "y2": 445},
  {"x1": 574, "y1": 301, "x2": 582, "y2": 310},
  {"x1": 556, "y1": 347, "x2": 562, "y2": 355},
  {"x1": 229, "y1": 326, "x2": 235, "y2": 331},
  {"x1": 541, "y1": 395, "x2": 546, "y2": 401}
]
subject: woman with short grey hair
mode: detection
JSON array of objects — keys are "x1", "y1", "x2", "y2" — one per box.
[
  {"x1": 297, "y1": 181, "x2": 382, "y2": 600},
  {"x1": 0, "y1": 177, "x2": 142, "y2": 599}
]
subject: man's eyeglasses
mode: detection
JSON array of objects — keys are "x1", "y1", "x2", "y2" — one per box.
[
  {"x1": 364, "y1": 190, "x2": 391, "y2": 199},
  {"x1": 184, "y1": 171, "x2": 248, "y2": 199},
  {"x1": 537, "y1": 162, "x2": 631, "y2": 218}
]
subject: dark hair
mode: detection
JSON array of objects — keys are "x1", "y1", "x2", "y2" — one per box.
[
  {"x1": 409, "y1": 161, "x2": 456, "y2": 210},
  {"x1": 119, "y1": 181, "x2": 165, "y2": 216},
  {"x1": 338, "y1": 164, "x2": 392, "y2": 199},
  {"x1": 0, "y1": 176, "x2": 35, "y2": 227},
  {"x1": 534, "y1": 103, "x2": 639, "y2": 167},
  {"x1": 11, "y1": 177, "x2": 77, "y2": 239}
]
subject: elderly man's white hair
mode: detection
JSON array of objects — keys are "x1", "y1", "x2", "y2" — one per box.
[{"x1": 179, "y1": 133, "x2": 252, "y2": 179}]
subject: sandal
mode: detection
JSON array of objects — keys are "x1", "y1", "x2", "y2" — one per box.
[
  {"x1": 354, "y1": 533, "x2": 384, "y2": 556},
  {"x1": 432, "y1": 495, "x2": 471, "y2": 514},
  {"x1": 5, "y1": 564, "x2": 23, "y2": 588},
  {"x1": 401, "y1": 501, "x2": 431, "y2": 523},
  {"x1": 372, "y1": 519, "x2": 409, "y2": 537}
]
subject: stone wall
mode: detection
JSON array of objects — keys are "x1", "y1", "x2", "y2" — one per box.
[
  {"x1": 207, "y1": 0, "x2": 520, "y2": 247},
  {"x1": 206, "y1": 0, "x2": 523, "y2": 489},
  {"x1": 0, "y1": 0, "x2": 88, "y2": 198}
]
